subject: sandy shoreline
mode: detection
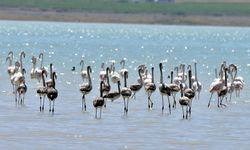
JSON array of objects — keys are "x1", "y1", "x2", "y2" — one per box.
[{"x1": 1, "y1": 7, "x2": 250, "y2": 26}]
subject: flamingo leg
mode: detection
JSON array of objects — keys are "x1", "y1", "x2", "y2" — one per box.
[
  {"x1": 39, "y1": 96, "x2": 42, "y2": 111},
  {"x1": 100, "y1": 108, "x2": 102, "y2": 119},
  {"x1": 161, "y1": 95, "x2": 164, "y2": 113},
  {"x1": 123, "y1": 97, "x2": 126, "y2": 116},
  {"x1": 167, "y1": 96, "x2": 171, "y2": 114},
  {"x1": 42, "y1": 96, "x2": 45, "y2": 111},
  {"x1": 208, "y1": 92, "x2": 213, "y2": 108},
  {"x1": 126, "y1": 98, "x2": 129, "y2": 114},
  {"x1": 49, "y1": 100, "x2": 51, "y2": 112},
  {"x1": 95, "y1": 108, "x2": 97, "y2": 118},
  {"x1": 52, "y1": 101, "x2": 55, "y2": 113},
  {"x1": 181, "y1": 106, "x2": 184, "y2": 119},
  {"x1": 186, "y1": 106, "x2": 189, "y2": 119}
]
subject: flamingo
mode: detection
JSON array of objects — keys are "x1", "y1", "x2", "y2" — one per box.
[
  {"x1": 79, "y1": 66, "x2": 92, "y2": 111},
  {"x1": 37, "y1": 70, "x2": 47, "y2": 111},
  {"x1": 47, "y1": 71, "x2": 58, "y2": 113},
  {"x1": 158, "y1": 63, "x2": 171, "y2": 113},
  {"x1": 11, "y1": 51, "x2": 26, "y2": 102},
  {"x1": 16, "y1": 79, "x2": 27, "y2": 105},
  {"x1": 144, "y1": 67, "x2": 156, "y2": 109},
  {"x1": 179, "y1": 84, "x2": 191, "y2": 119},
  {"x1": 102, "y1": 67, "x2": 111, "y2": 107},
  {"x1": 130, "y1": 68, "x2": 143, "y2": 99},
  {"x1": 30, "y1": 56, "x2": 43, "y2": 82},
  {"x1": 169, "y1": 71, "x2": 180, "y2": 109},
  {"x1": 208, "y1": 64, "x2": 225, "y2": 108},
  {"x1": 217, "y1": 67, "x2": 228, "y2": 107},
  {"x1": 93, "y1": 81, "x2": 105, "y2": 119},
  {"x1": 184, "y1": 70, "x2": 195, "y2": 116},
  {"x1": 6, "y1": 51, "x2": 15, "y2": 78},
  {"x1": 121, "y1": 71, "x2": 132, "y2": 115}
]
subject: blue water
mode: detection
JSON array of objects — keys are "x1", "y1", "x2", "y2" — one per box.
[{"x1": 0, "y1": 20, "x2": 250, "y2": 150}]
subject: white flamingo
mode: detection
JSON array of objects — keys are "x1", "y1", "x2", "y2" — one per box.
[{"x1": 208, "y1": 64, "x2": 225, "y2": 108}]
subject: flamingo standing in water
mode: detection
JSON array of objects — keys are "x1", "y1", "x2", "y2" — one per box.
[
  {"x1": 37, "y1": 70, "x2": 47, "y2": 111},
  {"x1": 79, "y1": 66, "x2": 92, "y2": 111},
  {"x1": 47, "y1": 71, "x2": 58, "y2": 113},
  {"x1": 121, "y1": 71, "x2": 132, "y2": 115},
  {"x1": 179, "y1": 84, "x2": 191, "y2": 119},
  {"x1": 130, "y1": 68, "x2": 143, "y2": 99},
  {"x1": 93, "y1": 81, "x2": 105, "y2": 119},
  {"x1": 99, "y1": 63, "x2": 106, "y2": 81},
  {"x1": 169, "y1": 71, "x2": 180, "y2": 109},
  {"x1": 144, "y1": 67, "x2": 156, "y2": 109},
  {"x1": 158, "y1": 63, "x2": 171, "y2": 113},
  {"x1": 208, "y1": 64, "x2": 225, "y2": 108}
]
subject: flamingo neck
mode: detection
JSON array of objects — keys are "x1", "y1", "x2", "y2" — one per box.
[
  {"x1": 87, "y1": 67, "x2": 92, "y2": 86},
  {"x1": 194, "y1": 63, "x2": 198, "y2": 82}
]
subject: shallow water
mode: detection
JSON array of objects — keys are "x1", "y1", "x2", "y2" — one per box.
[{"x1": 0, "y1": 21, "x2": 250, "y2": 149}]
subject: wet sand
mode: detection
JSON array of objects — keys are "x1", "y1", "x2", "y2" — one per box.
[{"x1": 1, "y1": 7, "x2": 250, "y2": 26}]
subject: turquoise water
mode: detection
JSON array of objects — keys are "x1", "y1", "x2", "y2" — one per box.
[{"x1": 0, "y1": 20, "x2": 250, "y2": 149}]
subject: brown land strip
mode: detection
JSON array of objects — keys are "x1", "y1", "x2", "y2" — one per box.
[{"x1": 0, "y1": 7, "x2": 250, "y2": 26}]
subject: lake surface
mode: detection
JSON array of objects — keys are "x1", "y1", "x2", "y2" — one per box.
[{"x1": 0, "y1": 21, "x2": 250, "y2": 150}]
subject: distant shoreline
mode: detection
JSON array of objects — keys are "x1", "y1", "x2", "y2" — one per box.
[{"x1": 1, "y1": 7, "x2": 250, "y2": 26}]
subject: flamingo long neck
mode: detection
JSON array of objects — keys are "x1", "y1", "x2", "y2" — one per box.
[
  {"x1": 194, "y1": 62, "x2": 198, "y2": 82},
  {"x1": 39, "y1": 54, "x2": 44, "y2": 69},
  {"x1": 174, "y1": 66, "x2": 179, "y2": 76},
  {"x1": 224, "y1": 68, "x2": 227, "y2": 87},
  {"x1": 188, "y1": 70, "x2": 192, "y2": 89},
  {"x1": 121, "y1": 60, "x2": 125, "y2": 69},
  {"x1": 20, "y1": 53, "x2": 24, "y2": 74},
  {"x1": 100, "y1": 81, "x2": 104, "y2": 97},
  {"x1": 50, "y1": 64, "x2": 53, "y2": 79},
  {"x1": 106, "y1": 67, "x2": 110, "y2": 87},
  {"x1": 42, "y1": 72, "x2": 46, "y2": 87},
  {"x1": 171, "y1": 71, "x2": 173, "y2": 84},
  {"x1": 151, "y1": 67, "x2": 154, "y2": 83},
  {"x1": 159, "y1": 64, "x2": 163, "y2": 84},
  {"x1": 124, "y1": 72, "x2": 127, "y2": 87},
  {"x1": 87, "y1": 67, "x2": 92, "y2": 86},
  {"x1": 32, "y1": 58, "x2": 36, "y2": 70},
  {"x1": 6, "y1": 57, "x2": 12, "y2": 66},
  {"x1": 180, "y1": 84, "x2": 184, "y2": 97},
  {"x1": 182, "y1": 64, "x2": 185, "y2": 82},
  {"x1": 80, "y1": 60, "x2": 84, "y2": 71},
  {"x1": 215, "y1": 68, "x2": 218, "y2": 78},
  {"x1": 52, "y1": 72, "x2": 56, "y2": 88},
  {"x1": 117, "y1": 81, "x2": 121, "y2": 94},
  {"x1": 138, "y1": 69, "x2": 143, "y2": 86}
]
